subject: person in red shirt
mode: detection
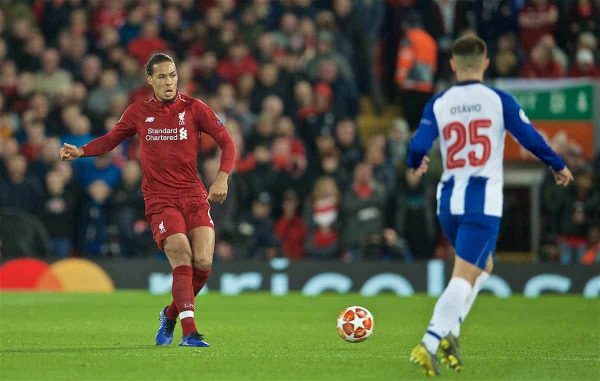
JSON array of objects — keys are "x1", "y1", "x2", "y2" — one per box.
[
  {"x1": 520, "y1": 40, "x2": 563, "y2": 78},
  {"x1": 216, "y1": 42, "x2": 259, "y2": 84},
  {"x1": 127, "y1": 20, "x2": 168, "y2": 65},
  {"x1": 60, "y1": 53, "x2": 235, "y2": 348},
  {"x1": 518, "y1": 0, "x2": 559, "y2": 53}
]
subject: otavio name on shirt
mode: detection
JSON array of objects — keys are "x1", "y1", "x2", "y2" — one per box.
[{"x1": 450, "y1": 104, "x2": 482, "y2": 115}]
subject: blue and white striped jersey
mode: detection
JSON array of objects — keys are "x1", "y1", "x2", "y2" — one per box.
[{"x1": 407, "y1": 80, "x2": 565, "y2": 217}]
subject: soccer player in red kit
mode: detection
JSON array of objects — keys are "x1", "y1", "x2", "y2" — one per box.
[{"x1": 60, "y1": 53, "x2": 235, "y2": 347}]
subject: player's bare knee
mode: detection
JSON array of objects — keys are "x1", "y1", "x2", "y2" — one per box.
[
  {"x1": 164, "y1": 245, "x2": 192, "y2": 266},
  {"x1": 193, "y1": 256, "x2": 212, "y2": 271}
]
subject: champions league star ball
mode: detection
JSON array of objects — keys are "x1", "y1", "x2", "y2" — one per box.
[{"x1": 336, "y1": 306, "x2": 374, "y2": 343}]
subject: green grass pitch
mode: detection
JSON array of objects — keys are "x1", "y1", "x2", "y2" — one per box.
[{"x1": 0, "y1": 292, "x2": 598, "y2": 380}]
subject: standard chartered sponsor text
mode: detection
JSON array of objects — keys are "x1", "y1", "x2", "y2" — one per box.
[{"x1": 146, "y1": 127, "x2": 179, "y2": 141}]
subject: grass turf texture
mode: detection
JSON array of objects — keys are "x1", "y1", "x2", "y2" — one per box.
[{"x1": 0, "y1": 292, "x2": 598, "y2": 381}]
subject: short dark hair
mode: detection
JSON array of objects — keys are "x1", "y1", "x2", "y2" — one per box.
[
  {"x1": 452, "y1": 35, "x2": 487, "y2": 59},
  {"x1": 145, "y1": 53, "x2": 175, "y2": 76}
]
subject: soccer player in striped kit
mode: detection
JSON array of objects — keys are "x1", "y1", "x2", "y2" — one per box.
[{"x1": 406, "y1": 35, "x2": 573, "y2": 376}]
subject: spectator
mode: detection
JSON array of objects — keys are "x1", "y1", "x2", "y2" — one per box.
[
  {"x1": 334, "y1": 118, "x2": 362, "y2": 174},
  {"x1": 475, "y1": 0, "x2": 517, "y2": 52},
  {"x1": 566, "y1": 0, "x2": 599, "y2": 52},
  {"x1": 341, "y1": 163, "x2": 387, "y2": 260},
  {"x1": 557, "y1": 171, "x2": 600, "y2": 264},
  {"x1": 109, "y1": 160, "x2": 148, "y2": 257},
  {"x1": 234, "y1": 192, "x2": 279, "y2": 259},
  {"x1": 76, "y1": 152, "x2": 121, "y2": 190},
  {"x1": 20, "y1": 32, "x2": 46, "y2": 73},
  {"x1": 305, "y1": 31, "x2": 355, "y2": 86},
  {"x1": 61, "y1": 112, "x2": 96, "y2": 149},
  {"x1": 274, "y1": 189, "x2": 306, "y2": 260},
  {"x1": 0, "y1": 208, "x2": 51, "y2": 258},
  {"x1": 518, "y1": 0, "x2": 559, "y2": 53},
  {"x1": 239, "y1": 6, "x2": 266, "y2": 52},
  {"x1": 304, "y1": 177, "x2": 341, "y2": 260},
  {"x1": 127, "y1": 20, "x2": 168, "y2": 65},
  {"x1": 348, "y1": 0, "x2": 385, "y2": 108},
  {"x1": 318, "y1": 149, "x2": 351, "y2": 192},
  {"x1": 317, "y1": 59, "x2": 359, "y2": 118},
  {"x1": 78, "y1": 55, "x2": 103, "y2": 89},
  {"x1": 118, "y1": 55, "x2": 143, "y2": 95},
  {"x1": 240, "y1": 143, "x2": 289, "y2": 208},
  {"x1": 365, "y1": 134, "x2": 396, "y2": 192},
  {"x1": 520, "y1": 39, "x2": 563, "y2": 78},
  {"x1": 297, "y1": 82, "x2": 335, "y2": 163},
  {"x1": 118, "y1": 5, "x2": 144, "y2": 47},
  {"x1": 194, "y1": 51, "x2": 221, "y2": 96},
  {"x1": 395, "y1": 14, "x2": 437, "y2": 131},
  {"x1": 581, "y1": 225, "x2": 600, "y2": 265},
  {"x1": 216, "y1": 42, "x2": 259, "y2": 85},
  {"x1": 250, "y1": 63, "x2": 287, "y2": 114},
  {"x1": 80, "y1": 180, "x2": 112, "y2": 256},
  {"x1": 491, "y1": 33, "x2": 521, "y2": 78},
  {"x1": 87, "y1": 69, "x2": 126, "y2": 119},
  {"x1": 40, "y1": 170, "x2": 76, "y2": 257},
  {"x1": 36, "y1": 48, "x2": 72, "y2": 100},
  {"x1": 0, "y1": 154, "x2": 44, "y2": 215},
  {"x1": 387, "y1": 118, "x2": 410, "y2": 170},
  {"x1": 274, "y1": 12, "x2": 301, "y2": 53},
  {"x1": 568, "y1": 48, "x2": 600, "y2": 78},
  {"x1": 161, "y1": 6, "x2": 184, "y2": 54},
  {"x1": 20, "y1": 121, "x2": 47, "y2": 164},
  {"x1": 390, "y1": 169, "x2": 436, "y2": 260}
]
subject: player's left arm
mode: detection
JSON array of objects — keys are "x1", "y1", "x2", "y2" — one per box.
[
  {"x1": 499, "y1": 91, "x2": 573, "y2": 187},
  {"x1": 194, "y1": 101, "x2": 237, "y2": 203},
  {"x1": 406, "y1": 97, "x2": 439, "y2": 176}
]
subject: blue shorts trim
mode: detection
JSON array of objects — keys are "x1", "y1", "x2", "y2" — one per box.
[{"x1": 438, "y1": 213, "x2": 501, "y2": 269}]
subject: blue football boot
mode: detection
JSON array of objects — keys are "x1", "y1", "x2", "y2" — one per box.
[
  {"x1": 179, "y1": 331, "x2": 210, "y2": 347},
  {"x1": 155, "y1": 306, "x2": 176, "y2": 346}
]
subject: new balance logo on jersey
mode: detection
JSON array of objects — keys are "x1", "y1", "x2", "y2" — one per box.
[
  {"x1": 145, "y1": 117, "x2": 155, "y2": 123},
  {"x1": 178, "y1": 111, "x2": 186, "y2": 125},
  {"x1": 159, "y1": 221, "x2": 166, "y2": 234},
  {"x1": 179, "y1": 127, "x2": 188, "y2": 140}
]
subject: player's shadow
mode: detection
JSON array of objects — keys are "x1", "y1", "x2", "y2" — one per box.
[{"x1": 2, "y1": 345, "x2": 156, "y2": 354}]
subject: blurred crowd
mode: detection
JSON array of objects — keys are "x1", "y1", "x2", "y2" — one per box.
[{"x1": 0, "y1": 0, "x2": 598, "y2": 264}]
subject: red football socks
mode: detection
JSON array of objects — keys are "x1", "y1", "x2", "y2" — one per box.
[
  {"x1": 165, "y1": 267, "x2": 212, "y2": 333},
  {"x1": 170, "y1": 265, "x2": 196, "y2": 336},
  {"x1": 192, "y1": 267, "x2": 211, "y2": 295}
]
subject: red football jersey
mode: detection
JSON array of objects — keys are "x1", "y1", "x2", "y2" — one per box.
[{"x1": 82, "y1": 93, "x2": 235, "y2": 199}]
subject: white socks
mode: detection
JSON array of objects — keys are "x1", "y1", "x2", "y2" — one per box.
[
  {"x1": 450, "y1": 271, "x2": 490, "y2": 337},
  {"x1": 422, "y1": 277, "x2": 472, "y2": 354}
]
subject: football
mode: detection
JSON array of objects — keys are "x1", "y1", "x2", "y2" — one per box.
[{"x1": 336, "y1": 306, "x2": 374, "y2": 343}]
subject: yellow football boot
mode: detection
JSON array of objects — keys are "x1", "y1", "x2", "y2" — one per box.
[
  {"x1": 439, "y1": 334, "x2": 462, "y2": 371},
  {"x1": 410, "y1": 343, "x2": 441, "y2": 377}
]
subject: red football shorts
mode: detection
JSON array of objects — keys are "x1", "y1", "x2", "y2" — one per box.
[{"x1": 145, "y1": 195, "x2": 214, "y2": 250}]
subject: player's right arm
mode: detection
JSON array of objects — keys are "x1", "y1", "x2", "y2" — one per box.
[
  {"x1": 497, "y1": 90, "x2": 574, "y2": 187},
  {"x1": 406, "y1": 97, "x2": 439, "y2": 176},
  {"x1": 60, "y1": 105, "x2": 137, "y2": 161}
]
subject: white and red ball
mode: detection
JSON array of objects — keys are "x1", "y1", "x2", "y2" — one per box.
[{"x1": 336, "y1": 306, "x2": 374, "y2": 343}]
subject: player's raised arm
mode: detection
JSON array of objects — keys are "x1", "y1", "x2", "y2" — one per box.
[
  {"x1": 59, "y1": 105, "x2": 137, "y2": 161},
  {"x1": 497, "y1": 90, "x2": 574, "y2": 187},
  {"x1": 195, "y1": 101, "x2": 236, "y2": 203},
  {"x1": 406, "y1": 97, "x2": 439, "y2": 176}
]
